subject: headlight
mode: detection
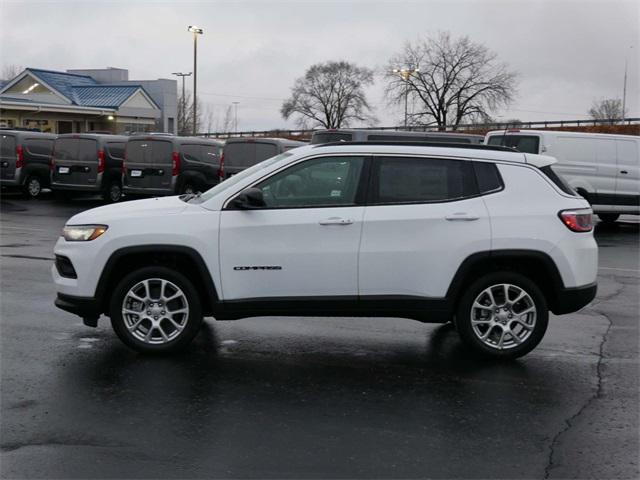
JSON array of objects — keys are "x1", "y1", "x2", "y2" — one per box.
[{"x1": 62, "y1": 225, "x2": 108, "y2": 241}]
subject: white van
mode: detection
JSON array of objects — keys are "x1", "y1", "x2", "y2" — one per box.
[{"x1": 485, "y1": 130, "x2": 640, "y2": 222}]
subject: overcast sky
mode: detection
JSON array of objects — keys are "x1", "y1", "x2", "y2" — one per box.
[{"x1": 1, "y1": 0, "x2": 638, "y2": 131}]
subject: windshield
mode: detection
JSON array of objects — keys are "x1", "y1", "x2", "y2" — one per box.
[{"x1": 193, "y1": 152, "x2": 293, "y2": 203}]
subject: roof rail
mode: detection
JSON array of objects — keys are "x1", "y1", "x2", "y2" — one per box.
[{"x1": 312, "y1": 140, "x2": 517, "y2": 152}]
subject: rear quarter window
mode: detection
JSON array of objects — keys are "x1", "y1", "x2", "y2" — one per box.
[
  {"x1": 473, "y1": 162, "x2": 503, "y2": 193},
  {"x1": 106, "y1": 142, "x2": 125, "y2": 160},
  {"x1": 182, "y1": 144, "x2": 202, "y2": 162},
  {"x1": 540, "y1": 165, "x2": 578, "y2": 196}
]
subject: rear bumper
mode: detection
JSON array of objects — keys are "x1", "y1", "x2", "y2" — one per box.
[
  {"x1": 55, "y1": 293, "x2": 101, "y2": 319},
  {"x1": 122, "y1": 186, "x2": 172, "y2": 196},
  {"x1": 51, "y1": 182, "x2": 101, "y2": 192},
  {"x1": 552, "y1": 282, "x2": 597, "y2": 315}
]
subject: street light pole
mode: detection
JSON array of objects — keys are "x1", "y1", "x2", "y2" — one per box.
[
  {"x1": 232, "y1": 101, "x2": 239, "y2": 133},
  {"x1": 392, "y1": 66, "x2": 420, "y2": 129},
  {"x1": 188, "y1": 26, "x2": 203, "y2": 135},
  {"x1": 172, "y1": 72, "x2": 192, "y2": 134}
]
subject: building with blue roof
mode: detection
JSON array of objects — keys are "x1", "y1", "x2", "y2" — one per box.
[{"x1": 0, "y1": 67, "x2": 176, "y2": 134}]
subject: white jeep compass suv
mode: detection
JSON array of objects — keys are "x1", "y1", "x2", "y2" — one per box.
[{"x1": 53, "y1": 142, "x2": 598, "y2": 359}]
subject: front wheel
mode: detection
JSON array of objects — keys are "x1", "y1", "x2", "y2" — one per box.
[
  {"x1": 110, "y1": 267, "x2": 203, "y2": 353},
  {"x1": 454, "y1": 272, "x2": 548, "y2": 359}
]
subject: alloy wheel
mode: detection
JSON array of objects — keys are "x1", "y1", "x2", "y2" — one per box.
[
  {"x1": 470, "y1": 283, "x2": 537, "y2": 350},
  {"x1": 121, "y1": 278, "x2": 190, "y2": 345}
]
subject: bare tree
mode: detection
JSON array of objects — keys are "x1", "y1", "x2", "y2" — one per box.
[
  {"x1": 1, "y1": 64, "x2": 23, "y2": 80},
  {"x1": 281, "y1": 61, "x2": 376, "y2": 129},
  {"x1": 177, "y1": 90, "x2": 202, "y2": 135},
  {"x1": 385, "y1": 32, "x2": 517, "y2": 130},
  {"x1": 588, "y1": 98, "x2": 623, "y2": 121}
]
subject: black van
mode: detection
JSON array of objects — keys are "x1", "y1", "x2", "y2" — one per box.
[
  {"x1": 123, "y1": 136, "x2": 224, "y2": 196},
  {"x1": 0, "y1": 130, "x2": 55, "y2": 198},
  {"x1": 50, "y1": 134, "x2": 128, "y2": 202},
  {"x1": 220, "y1": 137, "x2": 305, "y2": 180},
  {"x1": 310, "y1": 129, "x2": 484, "y2": 145}
]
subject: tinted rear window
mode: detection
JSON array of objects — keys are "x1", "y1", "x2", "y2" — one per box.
[
  {"x1": 374, "y1": 157, "x2": 477, "y2": 204},
  {"x1": 106, "y1": 142, "x2": 125, "y2": 160},
  {"x1": 25, "y1": 138, "x2": 53, "y2": 156},
  {"x1": 78, "y1": 139, "x2": 97, "y2": 162},
  {"x1": 54, "y1": 139, "x2": 78, "y2": 160},
  {"x1": 202, "y1": 144, "x2": 219, "y2": 163},
  {"x1": 126, "y1": 140, "x2": 149, "y2": 163},
  {"x1": 255, "y1": 143, "x2": 278, "y2": 162},
  {"x1": 152, "y1": 141, "x2": 172, "y2": 163},
  {"x1": 224, "y1": 142, "x2": 254, "y2": 167},
  {"x1": 488, "y1": 135, "x2": 540, "y2": 154},
  {"x1": 0, "y1": 134, "x2": 16, "y2": 157},
  {"x1": 310, "y1": 132, "x2": 353, "y2": 144}
]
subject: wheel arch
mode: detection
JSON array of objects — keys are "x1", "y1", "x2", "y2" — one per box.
[
  {"x1": 96, "y1": 245, "x2": 219, "y2": 316},
  {"x1": 446, "y1": 250, "x2": 566, "y2": 314}
]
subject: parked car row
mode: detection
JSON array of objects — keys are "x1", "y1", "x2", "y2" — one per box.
[{"x1": 0, "y1": 131, "x2": 305, "y2": 201}]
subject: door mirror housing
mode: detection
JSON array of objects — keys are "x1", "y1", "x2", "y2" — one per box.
[{"x1": 229, "y1": 187, "x2": 266, "y2": 209}]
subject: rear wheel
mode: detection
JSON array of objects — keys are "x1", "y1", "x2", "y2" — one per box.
[
  {"x1": 455, "y1": 272, "x2": 548, "y2": 359},
  {"x1": 103, "y1": 180, "x2": 123, "y2": 203},
  {"x1": 110, "y1": 267, "x2": 203, "y2": 354},
  {"x1": 179, "y1": 181, "x2": 197, "y2": 195},
  {"x1": 22, "y1": 175, "x2": 43, "y2": 199},
  {"x1": 597, "y1": 213, "x2": 619, "y2": 224}
]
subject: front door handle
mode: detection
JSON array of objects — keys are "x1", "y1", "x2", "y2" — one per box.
[
  {"x1": 620, "y1": 170, "x2": 629, "y2": 175},
  {"x1": 445, "y1": 213, "x2": 479, "y2": 221},
  {"x1": 319, "y1": 217, "x2": 354, "y2": 226}
]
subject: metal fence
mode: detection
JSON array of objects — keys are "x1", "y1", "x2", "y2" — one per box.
[{"x1": 197, "y1": 117, "x2": 640, "y2": 140}]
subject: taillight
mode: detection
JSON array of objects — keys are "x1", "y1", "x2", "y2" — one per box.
[
  {"x1": 121, "y1": 149, "x2": 127, "y2": 174},
  {"x1": 559, "y1": 209, "x2": 593, "y2": 232},
  {"x1": 172, "y1": 151, "x2": 180, "y2": 176},
  {"x1": 16, "y1": 146, "x2": 24, "y2": 168},
  {"x1": 218, "y1": 153, "x2": 225, "y2": 180},
  {"x1": 97, "y1": 149, "x2": 105, "y2": 173}
]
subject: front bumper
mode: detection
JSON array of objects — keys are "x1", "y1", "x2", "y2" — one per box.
[{"x1": 552, "y1": 282, "x2": 597, "y2": 315}]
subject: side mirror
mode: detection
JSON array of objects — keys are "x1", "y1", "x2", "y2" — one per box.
[{"x1": 229, "y1": 187, "x2": 266, "y2": 209}]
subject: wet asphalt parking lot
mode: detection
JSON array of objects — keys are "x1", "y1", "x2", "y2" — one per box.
[{"x1": 0, "y1": 192, "x2": 638, "y2": 479}]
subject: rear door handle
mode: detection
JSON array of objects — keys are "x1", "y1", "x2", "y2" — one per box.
[
  {"x1": 319, "y1": 217, "x2": 354, "y2": 226},
  {"x1": 620, "y1": 170, "x2": 629, "y2": 175},
  {"x1": 445, "y1": 213, "x2": 479, "y2": 221}
]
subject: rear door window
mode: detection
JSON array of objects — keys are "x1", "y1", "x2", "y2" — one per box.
[
  {"x1": 54, "y1": 138, "x2": 78, "y2": 160},
  {"x1": 202, "y1": 144, "x2": 219, "y2": 164},
  {"x1": 78, "y1": 139, "x2": 97, "y2": 162},
  {"x1": 373, "y1": 157, "x2": 477, "y2": 204},
  {"x1": 255, "y1": 143, "x2": 278, "y2": 162},
  {"x1": 488, "y1": 135, "x2": 540, "y2": 154},
  {"x1": 0, "y1": 134, "x2": 16, "y2": 158},
  {"x1": 310, "y1": 132, "x2": 353, "y2": 144},
  {"x1": 25, "y1": 138, "x2": 54, "y2": 157},
  {"x1": 106, "y1": 142, "x2": 125, "y2": 160},
  {"x1": 126, "y1": 140, "x2": 150, "y2": 163},
  {"x1": 182, "y1": 144, "x2": 202, "y2": 162},
  {"x1": 151, "y1": 140, "x2": 172, "y2": 164}
]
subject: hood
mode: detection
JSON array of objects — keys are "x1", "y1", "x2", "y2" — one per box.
[{"x1": 66, "y1": 196, "x2": 191, "y2": 225}]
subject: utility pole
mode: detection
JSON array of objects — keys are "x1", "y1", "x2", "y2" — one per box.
[
  {"x1": 392, "y1": 66, "x2": 420, "y2": 128},
  {"x1": 232, "y1": 102, "x2": 239, "y2": 133},
  {"x1": 188, "y1": 26, "x2": 203, "y2": 135},
  {"x1": 622, "y1": 58, "x2": 628, "y2": 122},
  {"x1": 172, "y1": 72, "x2": 192, "y2": 134}
]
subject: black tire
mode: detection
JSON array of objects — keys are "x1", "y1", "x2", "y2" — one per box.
[
  {"x1": 22, "y1": 175, "x2": 43, "y2": 199},
  {"x1": 597, "y1": 213, "x2": 619, "y2": 224},
  {"x1": 454, "y1": 271, "x2": 548, "y2": 360},
  {"x1": 102, "y1": 180, "x2": 123, "y2": 203},
  {"x1": 178, "y1": 181, "x2": 197, "y2": 195},
  {"x1": 110, "y1": 266, "x2": 203, "y2": 354}
]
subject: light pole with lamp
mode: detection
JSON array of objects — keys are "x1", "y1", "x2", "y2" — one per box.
[
  {"x1": 392, "y1": 66, "x2": 420, "y2": 129},
  {"x1": 187, "y1": 25, "x2": 203, "y2": 135},
  {"x1": 172, "y1": 72, "x2": 192, "y2": 134}
]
